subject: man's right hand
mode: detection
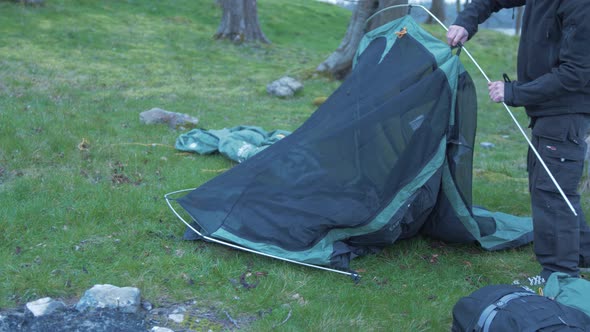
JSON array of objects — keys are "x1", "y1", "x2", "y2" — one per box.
[{"x1": 446, "y1": 25, "x2": 469, "y2": 47}]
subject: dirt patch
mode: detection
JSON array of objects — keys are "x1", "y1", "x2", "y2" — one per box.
[
  {"x1": 0, "y1": 299, "x2": 255, "y2": 332},
  {"x1": 0, "y1": 308, "x2": 146, "y2": 332}
]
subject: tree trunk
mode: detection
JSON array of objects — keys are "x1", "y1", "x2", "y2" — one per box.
[
  {"x1": 514, "y1": 6, "x2": 524, "y2": 36},
  {"x1": 367, "y1": 0, "x2": 409, "y2": 31},
  {"x1": 426, "y1": 0, "x2": 446, "y2": 25},
  {"x1": 215, "y1": 0, "x2": 270, "y2": 44},
  {"x1": 456, "y1": 0, "x2": 461, "y2": 14},
  {"x1": 316, "y1": 0, "x2": 408, "y2": 80}
]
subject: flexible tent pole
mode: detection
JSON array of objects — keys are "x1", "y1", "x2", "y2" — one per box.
[
  {"x1": 365, "y1": 4, "x2": 577, "y2": 216},
  {"x1": 165, "y1": 189, "x2": 361, "y2": 280}
]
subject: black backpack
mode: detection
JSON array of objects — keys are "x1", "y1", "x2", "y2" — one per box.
[{"x1": 452, "y1": 284, "x2": 590, "y2": 331}]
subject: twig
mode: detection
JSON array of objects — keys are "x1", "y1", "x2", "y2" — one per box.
[
  {"x1": 201, "y1": 168, "x2": 229, "y2": 173},
  {"x1": 107, "y1": 142, "x2": 176, "y2": 149},
  {"x1": 224, "y1": 310, "x2": 239, "y2": 329},
  {"x1": 272, "y1": 309, "x2": 292, "y2": 329}
]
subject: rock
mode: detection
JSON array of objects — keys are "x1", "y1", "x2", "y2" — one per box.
[
  {"x1": 0, "y1": 291, "x2": 250, "y2": 331},
  {"x1": 75, "y1": 284, "x2": 141, "y2": 314},
  {"x1": 25, "y1": 297, "x2": 66, "y2": 317},
  {"x1": 142, "y1": 300, "x2": 153, "y2": 311},
  {"x1": 480, "y1": 142, "x2": 495, "y2": 149},
  {"x1": 266, "y1": 76, "x2": 303, "y2": 98},
  {"x1": 168, "y1": 313, "x2": 184, "y2": 323},
  {"x1": 151, "y1": 327, "x2": 174, "y2": 332},
  {"x1": 172, "y1": 306, "x2": 186, "y2": 314},
  {"x1": 139, "y1": 107, "x2": 199, "y2": 130}
]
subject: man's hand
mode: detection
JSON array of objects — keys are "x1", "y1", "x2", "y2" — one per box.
[
  {"x1": 446, "y1": 25, "x2": 468, "y2": 47},
  {"x1": 488, "y1": 81, "x2": 505, "y2": 103}
]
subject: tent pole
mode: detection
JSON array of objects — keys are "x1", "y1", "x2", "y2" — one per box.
[
  {"x1": 365, "y1": 4, "x2": 577, "y2": 216},
  {"x1": 164, "y1": 189, "x2": 361, "y2": 280}
]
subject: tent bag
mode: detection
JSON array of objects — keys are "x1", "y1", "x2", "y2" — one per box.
[
  {"x1": 451, "y1": 285, "x2": 590, "y2": 331},
  {"x1": 544, "y1": 272, "x2": 590, "y2": 318}
]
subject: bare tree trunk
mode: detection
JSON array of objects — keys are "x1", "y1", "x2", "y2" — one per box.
[
  {"x1": 456, "y1": 0, "x2": 461, "y2": 14},
  {"x1": 426, "y1": 0, "x2": 446, "y2": 25},
  {"x1": 367, "y1": 0, "x2": 409, "y2": 31},
  {"x1": 514, "y1": 6, "x2": 524, "y2": 36},
  {"x1": 316, "y1": 0, "x2": 408, "y2": 80},
  {"x1": 215, "y1": 0, "x2": 270, "y2": 44}
]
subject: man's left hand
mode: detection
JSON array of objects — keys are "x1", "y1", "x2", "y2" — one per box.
[{"x1": 488, "y1": 81, "x2": 504, "y2": 103}]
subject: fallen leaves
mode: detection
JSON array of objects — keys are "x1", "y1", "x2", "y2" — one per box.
[
  {"x1": 77, "y1": 138, "x2": 90, "y2": 151},
  {"x1": 464, "y1": 274, "x2": 491, "y2": 288},
  {"x1": 229, "y1": 269, "x2": 268, "y2": 290},
  {"x1": 239, "y1": 272, "x2": 260, "y2": 289},
  {"x1": 109, "y1": 161, "x2": 142, "y2": 186},
  {"x1": 371, "y1": 276, "x2": 389, "y2": 287},
  {"x1": 421, "y1": 254, "x2": 439, "y2": 264},
  {"x1": 181, "y1": 272, "x2": 195, "y2": 285},
  {"x1": 174, "y1": 249, "x2": 185, "y2": 258},
  {"x1": 290, "y1": 293, "x2": 307, "y2": 306}
]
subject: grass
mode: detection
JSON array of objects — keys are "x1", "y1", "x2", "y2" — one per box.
[{"x1": 1, "y1": 0, "x2": 588, "y2": 330}]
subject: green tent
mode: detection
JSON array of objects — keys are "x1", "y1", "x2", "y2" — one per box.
[{"x1": 166, "y1": 15, "x2": 532, "y2": 276}]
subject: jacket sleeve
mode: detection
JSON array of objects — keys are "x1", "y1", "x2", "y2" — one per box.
[
  {"x1": 453, "y1": 0, "x2": 526, "y2": 39},
  {"x1": 504, "y1": 2, "x2": 590, "y2": 108}
]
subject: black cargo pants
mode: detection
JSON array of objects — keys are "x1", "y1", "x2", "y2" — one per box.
[{"x1": 528, "y1": 114, "x2": 590, "y2": 280}]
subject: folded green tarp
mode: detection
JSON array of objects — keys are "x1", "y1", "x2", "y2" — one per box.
[{"x1": 176, "y1": 125, "x2": 291, "y2": 163}]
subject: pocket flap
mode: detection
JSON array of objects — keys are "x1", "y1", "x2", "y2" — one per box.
[
  {"x1": 540, "y1": 142, "x2": 584, "y2": 161},
  {"x1": 532, "y1": 117, "x2": 569, "y2": 142}
]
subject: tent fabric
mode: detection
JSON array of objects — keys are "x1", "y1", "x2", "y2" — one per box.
[
  {"x1": 175, "y1": 126, "x2": 291, "y2": 163},
  {"x1": 172, "y1": 15, "x2": 533, "y2": 270},
  {"x1": 544, "y1": 272, "x2": 590, "y2": 318}
]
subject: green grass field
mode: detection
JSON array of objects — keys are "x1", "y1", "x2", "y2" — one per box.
[{"x1": 1, "y1": 0, "x2": 587, "y2": 330}]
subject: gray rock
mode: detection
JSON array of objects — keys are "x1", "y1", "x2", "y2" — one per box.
[
  {"x1": 151, "y1": 327, "x2": 175, "y2": 332},
  {"x1": 266, "y1": 76, "x2": 303, "y2": 98},
  {"x1": 172, "y1": 306, "x2": 186, "y2": 314},
  {"x1": 480, "y1": 142, "x2": 495, "y2": 149},
  {"x1": 142, "y1": 300, "x2": 153, "y2": 311},
  {"x1": 75, "y1": 284, "x2": 141, "y2": 314},
  {"x1": 25, "y1": 297, "x2": 66, "y2": 317},
  {"x1": 139, "y1": 107, "x2": 199, "y2": 130},
  {"x1": 168, "y1": 313, "x2": 184, "y2": 323}
]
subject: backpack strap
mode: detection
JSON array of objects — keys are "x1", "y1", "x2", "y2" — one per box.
[{"x1": 475, "y1": 291, "x2": 536, "y2": 332}]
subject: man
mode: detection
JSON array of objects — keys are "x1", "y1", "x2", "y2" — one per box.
[{"x1": 447, "y1": 0, "x2": 590, "y2": 282}]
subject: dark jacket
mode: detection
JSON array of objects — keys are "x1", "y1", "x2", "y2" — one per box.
[{"x1": 453, "y1": 0, "x2": 590, "y2": 117}]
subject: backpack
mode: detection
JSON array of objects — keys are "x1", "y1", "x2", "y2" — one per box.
[{"x1": 452, "y1": 284, "x2": 590, "y2": 331}]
